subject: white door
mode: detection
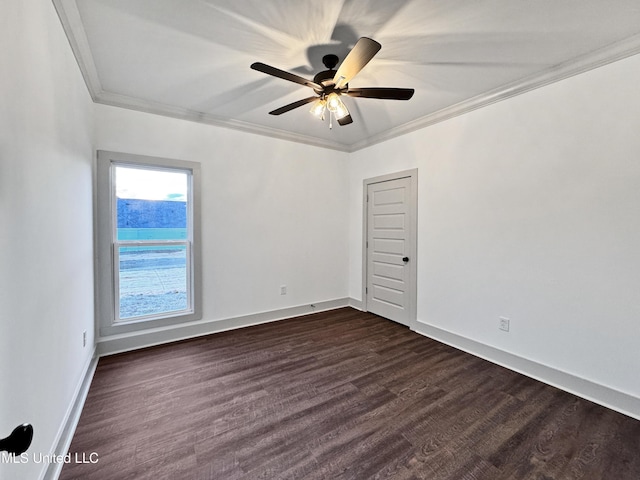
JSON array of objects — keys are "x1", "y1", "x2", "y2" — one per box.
[{"x1": 365, "y1": 174, "x2": 416, "y2": 327}]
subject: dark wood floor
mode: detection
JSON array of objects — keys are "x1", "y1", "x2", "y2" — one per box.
[{"x1": 61, "y1": 308, "x2": 640, "y2": 480}]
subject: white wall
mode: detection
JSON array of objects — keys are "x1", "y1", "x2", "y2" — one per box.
[
  {"x1": 94, "y1": 105, "x2": 350, "y2": 327},
  {"x1": 1, "y1": 2, "x2": 349, "y2": 476},
  {"x1": 348, "y1": 53, "x2": 640, "y2": 414},
  {"x1": 3, "y1": 5, "x2": 639, "y2": 479},
  {"x1": 0, "y1": 1, "x2": 95, "y2": 479}
]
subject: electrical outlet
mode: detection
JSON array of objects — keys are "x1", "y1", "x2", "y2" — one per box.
[
  {"x1": 280, "y1": 285, "x2": 287, "y2": 295},
  {"x1": 83, "y1": 330, "x2": 87, "y2": 347},
  {"x1": 499, "y1": 317, "x2": 510, "y2": 332}
]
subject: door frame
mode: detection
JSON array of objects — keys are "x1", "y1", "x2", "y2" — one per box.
[{"x1": 362, "y1": 169, "x2": 418, "y2": 328}]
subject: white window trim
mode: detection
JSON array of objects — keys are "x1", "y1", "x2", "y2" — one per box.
[{"x1": 96, "y1": 150, "x2": 202, "y2": 337}]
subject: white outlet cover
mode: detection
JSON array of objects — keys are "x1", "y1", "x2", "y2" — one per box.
[{"x1": 499, "y1": 317, "x2": 510, "y2": 332}]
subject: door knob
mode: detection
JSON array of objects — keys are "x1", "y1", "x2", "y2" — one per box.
[
  {"x1": 0, "y1": 424, "x2": 33, "y2": 455},
  {"x1": 402, "y1": 257, "x2": 409, "y2": 263}
]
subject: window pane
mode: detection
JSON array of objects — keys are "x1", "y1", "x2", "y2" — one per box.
[
  {"x1": 97, "y1": 151, "x2": 201, "y2": 336},
  {"x1": 118, "y1": 245, "x2": 188, "y2": 319},
  {"x1": 115, "y1": 166, "x2": 188, "y2": 241}
]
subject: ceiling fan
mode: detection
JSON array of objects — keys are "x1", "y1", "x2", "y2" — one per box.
[{"x1": 250, "y1": 37, "x2": 414, "y2": 127}]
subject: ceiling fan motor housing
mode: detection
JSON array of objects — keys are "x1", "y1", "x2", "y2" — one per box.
[
  {"x1": 313, "y1": 70, "x2": 346, "y2": 91},
  {"x1": 313, "y1": 54, "x2": 344, "y2": 92}
]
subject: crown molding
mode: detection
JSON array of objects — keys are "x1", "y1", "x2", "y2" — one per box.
[
  {"x1": 52, "y1": 0, "x2": 103, "y2": 101},
  {"x1": 53, "y1": 0, "x2": 640, "y2": 153},
  {"x1": 350, "y1": 32, "x2": 640, "y2": 152},
  {"x1": 94, "y1": 91, "x2": 352, "y2": 152},
  {"x1": 52, "y1": 0, "x2": 352, "y2": 152}
]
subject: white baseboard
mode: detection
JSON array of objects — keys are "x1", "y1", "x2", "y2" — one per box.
[
  {"x1": 42, "y1": 349, "x2": 98, "y2": 480},
  {"x1": 413, "y1": 319, "x2": 640, "y2": 421},
  {"x1": 97, "y1": 298, "x2": 350, "y2": 356},
  {"x1": 348, "y1": 298, "x2": 363, "y2": 310}
]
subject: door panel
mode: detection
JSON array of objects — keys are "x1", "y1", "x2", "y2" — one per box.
[
  {"x1": 373, "y1": 213, "x2": 405, "y2": 230},
  {"x1": 372, "y1": 238, "x2": 405, "y2": 255},
  {"x1": 372, "y1": 262, "x2": 405, "y2": 282},
  {"x1": 366, "y1": 176, "x2": 415, "y2": 326},
  {"x1": 372, "y1": 284, "x2": 405, "y2": 308}
]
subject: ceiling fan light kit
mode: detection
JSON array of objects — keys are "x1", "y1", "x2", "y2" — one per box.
[
  {"x1": 251, "y1": 37, "x2": 414, "y2": 129},
  {"x1": 309, "y1": 98, "x2": 327, "y2": 119},
  {"x1": 326, "y1": 93, "x2": 349, "y2": 118}
]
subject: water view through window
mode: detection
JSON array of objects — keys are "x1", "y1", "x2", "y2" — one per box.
[{"x1": 115, "y1": 166, "x2": 190, "y2": 320}]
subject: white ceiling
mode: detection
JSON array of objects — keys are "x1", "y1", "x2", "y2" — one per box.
[{"x1": 54, "y1": 0, "x2": 640, "y2": 152}]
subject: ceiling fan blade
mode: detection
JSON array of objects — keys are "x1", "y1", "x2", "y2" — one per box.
[
  {"x1": 345, "y1": 87, "x2": 414, "y2": 100},
  {"x1": 251, "y1": 62, "x2": 323, "y2": 91},
  {"x1": 333, "y1": 37, "x2": 382, "y2": 89},
  {"x1": 338, "y1": 114, "x2": 353, "y2": 126},
  {"x1": 268, "y1": 96, "x2": 318, "y2": 115}
]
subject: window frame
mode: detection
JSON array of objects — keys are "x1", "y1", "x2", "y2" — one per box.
[{"x1": 96, "y1": 150, "x2": 202, "y2": 337}]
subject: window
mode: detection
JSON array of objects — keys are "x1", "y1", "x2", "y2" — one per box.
[{"x1": 96, "y1": 151, "x2": 201, "y2": 336}]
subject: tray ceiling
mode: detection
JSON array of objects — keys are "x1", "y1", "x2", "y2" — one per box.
[{"x1": 53, "y1": 0, "x2": 640, "y2": 151}]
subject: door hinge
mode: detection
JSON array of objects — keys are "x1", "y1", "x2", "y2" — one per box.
[{"x1": 366, "y1": 287, "x2": 368, "y2": 294}]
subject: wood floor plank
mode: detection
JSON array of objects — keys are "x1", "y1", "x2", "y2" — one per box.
[{"x1": 60, "y1": 308, "x2": 640, "y2": 480}]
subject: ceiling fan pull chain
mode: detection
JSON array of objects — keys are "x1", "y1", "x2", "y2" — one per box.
[{"x1": 329, "y1": 111, "x2": 333, "y2": 130}]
